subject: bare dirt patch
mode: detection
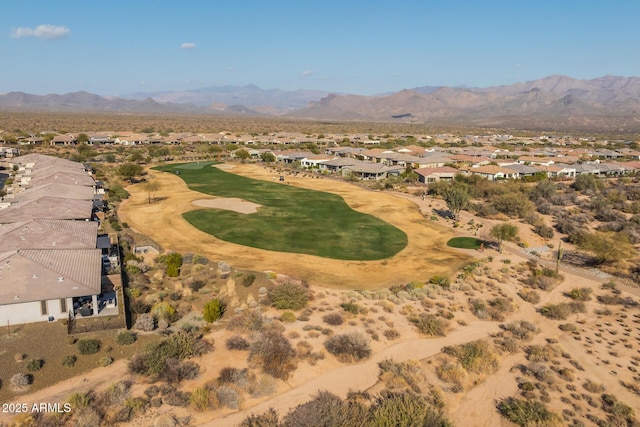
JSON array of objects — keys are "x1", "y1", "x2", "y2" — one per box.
[{"x1": 191, "y1": 198, "x2": 261, "y2": 214}]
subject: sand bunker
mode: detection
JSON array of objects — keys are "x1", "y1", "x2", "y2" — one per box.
[{"x1": 192, "y1": 198, "x2": 261, "y2": 214}]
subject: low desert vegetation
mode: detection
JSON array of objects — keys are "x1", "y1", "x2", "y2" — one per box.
[
  {"x1": 324, "y1": 331, "x2": 371, "y2": 363},
  {"x1": 269, "y1": 282, "x2": 310, "y2": 310}
]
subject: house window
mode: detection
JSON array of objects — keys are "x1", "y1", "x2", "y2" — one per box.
[
  {"x1": 40, "y1": 300, "x2": 48, "y2": 316},
  {"x1": 60, "y1": 298, "x2": 67, "y2": 313}
]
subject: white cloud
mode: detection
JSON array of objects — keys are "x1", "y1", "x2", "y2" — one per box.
[
  {"x1": 301, "y1": 70, "x2": 314, "y2": 77},
  {"x1": 181, "y1": 42, "x2": 196, "y2": 50},
  {"x1": 11, "y1": 24, "x2": 70, "y2": 40}
]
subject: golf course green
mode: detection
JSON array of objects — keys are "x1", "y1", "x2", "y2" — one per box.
[{"x1": 155, "y1": 162, "x2": 407, "y2": 260}]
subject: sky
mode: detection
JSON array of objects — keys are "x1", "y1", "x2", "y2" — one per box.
[{"x1": 1, "y1": 0, "x2": 639, "y2": 96}]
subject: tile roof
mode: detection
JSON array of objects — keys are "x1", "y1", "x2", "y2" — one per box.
[
  {"x1": 0, "y1": 219, "x2": 98, "y2": 251},
  {"x1": 0, "y1": 197, "x2": 94, "y2": 223},
  {"x1": 0, "y1": 249, "x2": 102, "y2": 305}
]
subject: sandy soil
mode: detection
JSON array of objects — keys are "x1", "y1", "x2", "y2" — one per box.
[
  {"x1": 191, "y1": 198, "x2": 261, "y2": 214},
  {"x1": 118, "y1": 163, "x2": 470, "y2": 290}
]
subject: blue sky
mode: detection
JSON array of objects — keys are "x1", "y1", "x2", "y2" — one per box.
[{"x1": 2, "y1": 0, "x2": 639, "y2": 96}]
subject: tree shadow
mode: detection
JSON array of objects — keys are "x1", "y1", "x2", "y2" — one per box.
[{"x1": 433, "y1": 208, "x2": 453, "y2": 219}]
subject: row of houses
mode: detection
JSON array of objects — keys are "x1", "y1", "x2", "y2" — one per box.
[
  {"x1": 0, "y1": 153, "x2": 119, "y2": 325},
  {"x1": 241, "y1": 145, "x2": 640, "y2": 182}
]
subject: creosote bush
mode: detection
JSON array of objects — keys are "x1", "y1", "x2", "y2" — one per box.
[
  {"x1": 115, "y1": 330, "x2": 137, "y2": 346},
  {"x1": 497, "y1": 397, "x2": 561, "y2": 426},
  {"x1": 269, "y1": 282, "x2": 309, "y2": 310},
  {"x1": 226, "y1": 335, "x2": 250, "y2": 351},
  {"x1": 77, "y1": 338, "x2": 101, "y2": 355},
  {"x1": 62, "y1": 354, "x2": 77, "y2": 368},
  {"x1": 26, "y1": 358, "x2": 43, "y2": 372},
  {"x1": 410, "y1": 314, "x2": 448, "y2": 336},
  {"x1": 249, "y1": 330, "x2": 297, "y2": 380},
  {"x1": 322, "y1": 312, "x2": 344, "y2": 326},
  {"x1": 324, "y1": 331, "x2": 371, "y2": 363}
]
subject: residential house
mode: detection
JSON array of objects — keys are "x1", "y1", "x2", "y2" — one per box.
[
  {"x1": 461, "y1": 165, "x2": 518, "y2": 181},
  {"x1": 414, "y1": 166, "x2": 459, "y2": 184}
]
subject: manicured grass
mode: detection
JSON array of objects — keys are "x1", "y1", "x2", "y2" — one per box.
[
  {"x1": 447, "y1": 237, "x2": 484, "y2": 250},
  {"x1": 155, "y1": 162, "x2": 407, "y2": 260}
]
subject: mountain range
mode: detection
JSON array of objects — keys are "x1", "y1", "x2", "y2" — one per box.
[{"x1": 2, "y1": 75, "x2": 640, "y2": 132}]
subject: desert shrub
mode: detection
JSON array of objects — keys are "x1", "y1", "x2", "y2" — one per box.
[
  {"x1": 66, "y1": 391, "x2": 92, "y2": 409},
  {"x1": 26, "y1": 358, "x2": 43, "y2": 372},
  {"x1": 383, "y1": 329, "x2": 400, "y2": 340},
  {"x1": 62, "y1": 355, "x2": 77, "y2": 368},
  {"x1": 497, "y1": 397, "x2": 561, "y2": 426},
  {"x1": 203, "y1": 298, "x2": 226, "y2": 323},
  {"x1": 241, "y1": 273, "x2": 256, "y2": 287},
  {"x1": 128, "y1": 331, "x2": 209, "y2": 380},
  {"x1": 526, "y1": 266, "x2": 563, "y2": 291},
  {"x1": 188, "y1": 279, "x2": 206, "y2": 292},
  {"x1": 226, "y1": 310, "x2": 266, "y2": 332},
  {"x1": 116, "y1": 330, "x2": 137, "y2": 346},
  {"x1": 128, "y1": 297, "x2": 150, "y2": 314},
  {"x1": 469, "y1": 297, "x2": 514, "y2": 321},
  {"x1": 558, "y1": 323, "x2": 577, "y2": 332},
  {"x1": 435, "y1": 359, "x2": 467, "y2": 388},
  {"x1": 249, "y1": 330, "x2": 297, "y2": 379},
  {"x1": 250, "y1": 375, "x2": 277, "y2": 398},
  {"x1": 133, "y1": 313, "x2": 155, "y2": 331},
  {"x1": 443, "y1": 340, "x2": 499, "y2": 374},
  {"x1": 75, "y1": 408, "x2": 102, "y2": 427},
  {"x1": 190, "y1": 387, "x2": 214, "y2": 411},
  {"x1": 77, "y1": 339, "x2": 101, "y2": 355},
  {"x1": 10, "y1": 373, "x2": 31, "y2": 389},
  {"x1": 226, "y1": 335, "x2": 250, "y2": 351},
  {"x1": 97, "y1": 356, "x2": 114, "y2": 367},
  {"x1": 216, "y1": 385, "x2": 243, "y2": 409},
  {"x1": 429, "y1": 275, "x2": 451, "y2": 288},
  {"x1": 525, "y1": 345, "x2": 559, "y2": 363},
  {"x1": 281, "y1": 391, "x2": 345, "y2": 427},
  {"x1": 324, "y1": 331, "x2": 371, "y2": 363},
  {"x1": 518, "y1": 289, "x2": 541, "y2": 304},
  {"x1": 151, "y1": 302, "x2": 176, "y2": 322},
  {"x1": 163, "y1": 390, "x2": 191, "y2": 407},
  {"x1": 539, "y1": 302, "x2": 586, "y2": 320},
  {"x1": 600, "y1": 394, "x2": 636, "y2": 426},
  {"x1": 410, "y1": 314, "x2": 448, "y2": 336},
  {"x1": 269, "y1": 282, "x2": 309, "y2": 310},
  {"x1": 533, "y1": 224, "x2": 554, "y2": 239},
  {"x1": 378, "y1": 359, "x2": 424, "y2": 393},
  {"x1": 322, "y1": 312, "x2": 344, "y2": 326},
  {"x1": 280, "y1": 311, "x2": 297, "y2": 323},
  {"x1": 582, "y1": 380, "x2": 605, "y2": 394},
  {"x1": 341, "y1": 302, "x2": 361, "y2": 314},
  {"x1": 501, "y1": 321, "x2": 538, "y2": 341},
  {"x1": 565, "y1": 287, "x2": 593, "y2": 301},
  {"x1": 218, "y1": 367, "x2": 252, "y2": 391},
  {"x1": 241, "y1": 408, "x2": 280, "y2": 427},
  {"x1": 165, "y1": 252, "x2": 183, "y2": 277},
  {"x1": 368, "y1": 391, "x2": 450, "y2": 427}
]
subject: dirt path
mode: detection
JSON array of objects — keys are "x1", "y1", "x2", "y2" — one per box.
[
  {"x1": 118, "y1": 163, "x2": 470, "y2": 290},
  {"x1": 207, "y1": 321, "x2": 501, "y2": 427}
]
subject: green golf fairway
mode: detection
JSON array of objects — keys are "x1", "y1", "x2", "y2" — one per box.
[{"x1": 155, "y1": 162, "x2": 407, "y2": 260}]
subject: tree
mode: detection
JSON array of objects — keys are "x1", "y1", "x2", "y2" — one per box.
[
  {"x1": 578, "y1": 231, "x2": 636, "y2": 264},
  {"x1": 235, "y1": 149, "x2": 251, "y2": 162},
  {"x1": 142, "y1": 180, "x2": 160, "y2": 204},
  {"x1": 490, "y1": 223, "x2": 519, "y2": 253},
  {"x1": 260, "y1": 152, "x2": 276, "y2": 163},
  {"x1": 116, "y1": 162, "x2": 144, "y2": 182},
  {"x1": 442, "y1": 183, "x2": 469, "y2": 220}
]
